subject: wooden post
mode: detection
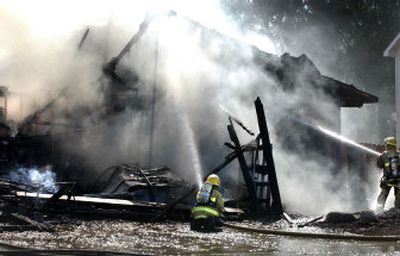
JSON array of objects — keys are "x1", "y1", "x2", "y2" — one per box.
[{"x1": 254, "y1": 97, "x2": 283, "y2": 213}]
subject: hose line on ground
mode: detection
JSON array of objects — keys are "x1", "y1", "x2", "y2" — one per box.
[{"x1": 224, "y1": 223, "x2": 400, "y2": 242}]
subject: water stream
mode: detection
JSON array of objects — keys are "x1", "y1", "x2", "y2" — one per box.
[{"x1": 317, "y1": 125, "x2": 381, "y2": 156}]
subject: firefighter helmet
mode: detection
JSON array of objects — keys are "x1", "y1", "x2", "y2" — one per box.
[
  {"x1": 206, "y1": 174, "x2": 220, "y2": 186},
  {"x1": 384, "y1": 137, "x2": 397, "y2": 147}
]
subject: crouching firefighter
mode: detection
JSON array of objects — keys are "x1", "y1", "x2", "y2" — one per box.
[
  {"x1": 376, "y1": 137, "x2": 400, "y2": 211},
  {"x1": 191, "y1": 174, "x2": 224, "y2": 232}
]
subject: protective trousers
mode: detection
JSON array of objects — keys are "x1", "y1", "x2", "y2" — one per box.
[{"x1": 377, "y1": 180, "x2": 400, "y2": 211}]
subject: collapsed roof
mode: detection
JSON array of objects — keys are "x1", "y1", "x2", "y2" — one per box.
[
  {"x1": 182, "y1": 15, "x2": 378, "y2": 108},
  {"x1": 21, "y1": 14, "x2": 378, "y2": 130},
  {"x1": 253, "y1": 51, "x2": 378, "y2": 108}
]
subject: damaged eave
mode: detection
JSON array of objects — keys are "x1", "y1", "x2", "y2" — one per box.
[
  {"x1": 252, "y1": 48, "x2": 379, "y2": 108},
  {"x1": 322, "y1": 76, "x2": 379, "y2": 108},
  {"x1": 160, "y1": 14, "x2": 380, "y2": 109}
]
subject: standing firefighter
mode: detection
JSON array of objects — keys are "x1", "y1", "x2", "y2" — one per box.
[
  {"x1": 191, "y1": 174, "x2": 224, "y2": 232},
  {"x1": 376, "y1": 137, "x2": 400, "y2": 211}
]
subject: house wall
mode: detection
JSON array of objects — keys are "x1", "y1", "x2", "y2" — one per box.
[
  {"x1": 384, "y1": 35, "x2": 400, "y2": 143},
  {"x1": 396, "y1": 56, "x2": 400, "y2": 142}
]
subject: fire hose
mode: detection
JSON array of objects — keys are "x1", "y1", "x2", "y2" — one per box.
[{"x1": 224, "y1": 222, "x2": 400, "y2": 242}]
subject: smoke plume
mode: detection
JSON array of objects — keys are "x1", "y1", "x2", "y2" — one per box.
[
  {"x1": 7, "y1": 166, "x2": 58, "y2": 193},
  {"x1": 0, "y1": 0, "x2": 380, "y2": 214}
]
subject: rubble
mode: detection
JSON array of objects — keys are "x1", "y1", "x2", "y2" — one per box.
[
  {"x1": 0, "y1": 162, "x2": 245, "y2": 236},
  {"x1": 312, "y1": 208, "x2": 400, "y2": 235},
  {"x1": 0, "y1": 167, "x2": 195, "y2": 226},
  {"x1": 93, "y1": 164, "x2": 193, "y2": 205}
]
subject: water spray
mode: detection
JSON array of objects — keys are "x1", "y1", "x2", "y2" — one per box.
[
  {"x1": 317, "y1": 125, "x2": 381, "y2": 156},
  {"x1": 179, "y1": 113, "x2": 203, "y2": 188}
]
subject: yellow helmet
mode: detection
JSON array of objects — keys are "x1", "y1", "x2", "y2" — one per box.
[
  {"x1": 206, "y1": 174, "x2": 220, "y2": 186},
  {"x1": 384, "y1": 137, "x2": 397, "y2": 147}
]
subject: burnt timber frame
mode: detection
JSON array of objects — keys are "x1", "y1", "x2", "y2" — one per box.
[
  {"x1": 210, "y1": 97, "x2": 283, "y2": 215},
  {"x1": 254, "y1": 97, "x2": 282, "y2": 213}
]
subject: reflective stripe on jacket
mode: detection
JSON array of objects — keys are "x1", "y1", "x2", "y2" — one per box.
[
  {"x1": 192, "y1": 185, "x2": 224, "y2": 219},
  {"x1": 191, "y1": 206, "x2": 220, "y2": 219}
]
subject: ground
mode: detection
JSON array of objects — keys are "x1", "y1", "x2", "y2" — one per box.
[
  {"x1": 1, "y1": 218, "x2": 400, "y2": 255},
  {"x1": 0, "y1": 220, "x2": 277, "y2": 255}
]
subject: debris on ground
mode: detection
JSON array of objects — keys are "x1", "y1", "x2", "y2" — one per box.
[{"x1": 312, "y1": 208, "x2": 400, "y2": 235}]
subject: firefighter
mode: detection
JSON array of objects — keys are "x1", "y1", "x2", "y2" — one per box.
[
  {"x1": 191, "y1": 174, "x2": 224, "y2": 232},
  {"x1": 376, "y1": 137, "x2": 400, "y2": 211}
]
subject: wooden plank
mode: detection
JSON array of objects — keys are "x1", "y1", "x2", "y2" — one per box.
[{"x1": 10, "y1": 213, "x2": 53, "y2": 232}]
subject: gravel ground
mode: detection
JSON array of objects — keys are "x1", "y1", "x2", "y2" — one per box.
[
  {"x1": 1, "y1": 219, "x2": 400, "y2": 255},
  {"x1": 0, "y1": 220, "x2": 278, "y2": 255}
]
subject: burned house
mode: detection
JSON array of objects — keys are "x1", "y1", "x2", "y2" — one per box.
[
  {"x1": 253, "y1": 50, "x2": 379, "y2": 208},
  {"x1": 0, "y1": 13, "x2": 379, "y2": 213},
  {"x1": 256, "y1": 51, "x2": 378, "y2": 162}
]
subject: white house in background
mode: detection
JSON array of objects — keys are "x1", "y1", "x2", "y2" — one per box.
[{"x1": 384, "y1": 33, "x2": 400, "y2": 142}]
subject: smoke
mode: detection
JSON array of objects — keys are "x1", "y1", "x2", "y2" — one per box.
[
  {"x1": 0, "y1": 1, "x2": 380, "y2": 214},
  {"x1": 6, "y1": 166, "x2": 58, "y2": 193}
]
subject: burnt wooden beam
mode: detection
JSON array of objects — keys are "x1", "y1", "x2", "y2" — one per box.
[
  {"x1": 10, "y1": 213, "x2": 53, "y2": 232},
  {"x1": 254, "y1": 97, "x2": 283, "y2": 213},
  {"x1": 205, "y1": 138, "x2": 261, "y2": 178}
]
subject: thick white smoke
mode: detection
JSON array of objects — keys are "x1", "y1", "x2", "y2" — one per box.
[
  {"x1": 7, "y1": 166, "x2": 58, "y2": 193},
  {"x1": 0, "y1": 0, "x2": 377, "y2": 214}
]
